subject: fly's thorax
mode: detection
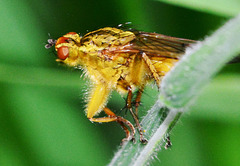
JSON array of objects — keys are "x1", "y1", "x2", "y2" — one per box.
[{"x1": 82, "y1": 27, "x2": 136, "y2": 47}]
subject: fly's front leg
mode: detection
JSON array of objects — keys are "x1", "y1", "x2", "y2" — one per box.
[
  {"x1": 90, "y1": 107, "x2": 136, "y2": 144},
  {"x1": 127, "y1": 86, "x2": 148, "y2": 144},
  {"x1": 117, "y1": 117, "x2": 136, "y2": 144},
  {"x1": 104, "y1": 108, "x2": 136, "y2": 143}
]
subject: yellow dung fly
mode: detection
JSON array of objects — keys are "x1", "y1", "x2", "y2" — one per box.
[{"x1": 45, "y1": 26, "x2": 195, "y2": 144}]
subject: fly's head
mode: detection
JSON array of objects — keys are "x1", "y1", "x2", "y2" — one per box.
[{"x1": 45, "y1": 32, "x2": 82, "y2": 67}]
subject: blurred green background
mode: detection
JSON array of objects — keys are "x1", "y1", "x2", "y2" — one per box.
[{"x1": 0, "y1": 0, "x2": 240, "y2": 165}]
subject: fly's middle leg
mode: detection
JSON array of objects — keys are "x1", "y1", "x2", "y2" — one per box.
[{"x1": 127, "y1": 86, "x2": 148, "y2": 144}]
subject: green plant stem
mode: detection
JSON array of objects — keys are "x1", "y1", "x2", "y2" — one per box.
[{"x1": 132, "y1": 111, "x2": 181, "y2": 166}]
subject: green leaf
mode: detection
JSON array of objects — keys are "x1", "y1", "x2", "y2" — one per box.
[{"x1": 159, "y1": 0, "x2": 240, "y2": 17}]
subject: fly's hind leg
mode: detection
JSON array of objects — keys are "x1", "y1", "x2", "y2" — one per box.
[
  {"x1": 86, "y1": 82, "x2": 135, "y2": 144},
  {"x1": 141, "y1": 52, "x2": 161, "y2": 89},
  {"x1": 90, "y1": 107, "x2": 136, "y2": 143}
]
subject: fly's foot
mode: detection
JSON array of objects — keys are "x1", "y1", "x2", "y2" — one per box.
[
  {"x1": 120, "y1": 135, "x2": 136, "y2": 145},
  {"x1": 116, "y1": 115, "x2": 136, "y2": 145},
  {"x1": 164, "y1": 135, "x2": 172, "y2": 149},
  {"x1": 120, "y1": 138, "x2": 129, "y2": 145},
  {"x1": 140, "y1": 137, "x2": 148, "y2": 144},
  {"x1": 138, "y1": 128, "x2": 148, "y2": 144},
  {"x1": 131, "y1": 136, "x2": 136, "y2": 144}
]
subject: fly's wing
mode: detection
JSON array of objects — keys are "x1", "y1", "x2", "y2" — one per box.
[
  {"x1": 117, "y1": 31, "x2": 197, "y2": 85},
  {"x1": 129, "y1": 31, "x2": 196, "y2": 59}
]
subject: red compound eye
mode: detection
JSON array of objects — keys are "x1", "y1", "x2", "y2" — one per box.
[
  {"x1": 66, "y1": 32, "x2": 77, "y2": 35},
  {"x1": 57, "y1": 46, "x2": 69, "y2": 60},
  {"x1": 55, "y1": 33, "x2": 77, "y2": 60},
  {"x1": 55, "y1": 37, "x2": 68, "y2": 46}
]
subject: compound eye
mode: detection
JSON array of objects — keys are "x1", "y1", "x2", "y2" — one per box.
[
  {"x1": 55, "y1": 37, "x2": 68, "y2": 46},
  {"x1": 66, "y1": 32, "x2": 77, "y2": 35},
  {"x1": 57, "y1": 46, "x2": 69, "y2": 60}
]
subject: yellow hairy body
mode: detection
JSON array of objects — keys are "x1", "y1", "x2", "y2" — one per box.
[{"x1": 50, "y1": 27, "x2": 194, "y2": 143}]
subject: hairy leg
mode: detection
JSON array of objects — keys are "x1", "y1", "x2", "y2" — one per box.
[
  {"x1": 127, "y1": 87, "x2": 148, "y2": 144},
  {"x1": 89, "y1": 107, "x2": 135, "y2": 143}
]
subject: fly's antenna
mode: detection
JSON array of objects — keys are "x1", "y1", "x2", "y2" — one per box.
[
  {"x1": 45, "y1": 33, "x2": 57, "y2": 49},
  {"x1": 45, "y1": 38, "x2": 57, "y2": 49}
]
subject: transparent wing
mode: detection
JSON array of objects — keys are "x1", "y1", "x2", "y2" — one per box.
[
  {"x1": 122, "y1": 31, "x2": 196, "y2": 59},
  {"x1": 114, "y1": 31, "x2": 197, "y2": 82}
]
